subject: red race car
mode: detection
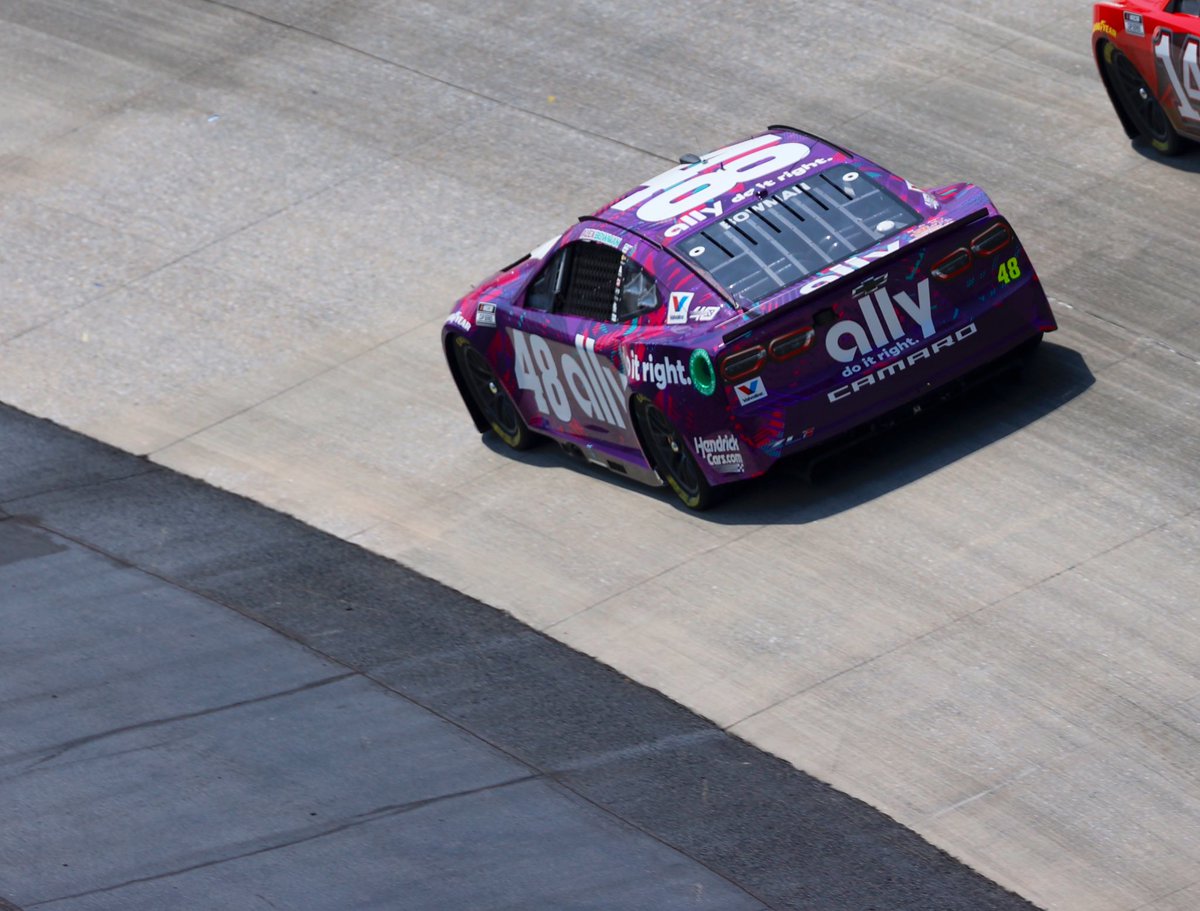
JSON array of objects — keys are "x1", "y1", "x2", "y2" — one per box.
[{"x1": 1094, "y1": 1, "x2": 1200, "y2": 153}]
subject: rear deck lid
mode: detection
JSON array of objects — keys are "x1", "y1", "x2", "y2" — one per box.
[{"x1": 670, "y1": 163, "x2": 922, "y2": 305}]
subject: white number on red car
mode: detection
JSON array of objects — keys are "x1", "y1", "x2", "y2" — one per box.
[{"x1": 1155, "y1": 31, "x2": 1200, "y2": 122}]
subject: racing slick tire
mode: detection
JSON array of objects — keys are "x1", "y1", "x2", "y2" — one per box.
[
  {"x1": 1103, "y1": 42, "x2": 1185, "y2": 155},
  {"x1": 636, "y1": 398, "x2": 716, "y2": 510},
  {"x1": 452, "y1": 335, "x2": 537, "y2": 450}
]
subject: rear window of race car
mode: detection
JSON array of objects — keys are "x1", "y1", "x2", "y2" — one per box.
[{"x1": 674, "y1": 164, "x2": 920, "y2": 303}]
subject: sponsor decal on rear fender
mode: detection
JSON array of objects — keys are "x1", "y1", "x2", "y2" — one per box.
[
  {"x1": 693, "y1": 433, "x2": 745, "y2": 474},
  {"x1": 667, "y1": 292, "x2": 693, "y2": 325},
  {"x1": 734, "y1": 377, "x2": 768, "y2": 406},
  {"x1": 623, "y1": 349, "x2": 690, "y2": 390}
]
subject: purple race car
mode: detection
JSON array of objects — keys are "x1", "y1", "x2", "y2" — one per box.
[{"x1": 443, "y1": 127, "x2": 1057, "y2": 508}]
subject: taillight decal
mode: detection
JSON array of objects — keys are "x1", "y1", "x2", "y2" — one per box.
[
  {"x1": 720, "y1": 345, "x2": 767, "y2": 382},
  {"x1": 932, "y1": 248, "x2": 972, "y2": 281},
  {"x1": 768, "y1": 328, "x2": 815, "y2": 361},
  {"x1": 970, "y1": 222, "x2": 1012, "y2": 256}
]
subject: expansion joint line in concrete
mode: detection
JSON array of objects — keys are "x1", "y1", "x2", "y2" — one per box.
[
  {"x1": 1129, "y1": 879, "x2": 1200, "y2": 911},
  {"x1": 0, "y1": 674, "x2": 355, "y2": 775},
  {"x1": 145, "y1": 314, "x2": 439, "y2": 460},
  {"x1": 542, "y1": 524, "x2": 766, "y2": 633},
  {"x1": 727, "y1": 503, "x2": 1200, "y2": 735},
  {"x1": 11, "y1": 513, "x2": 777, "y2": 910},
  {"x1": 26, "y1": 775, "x2": 542, "y2": 908},
  {"x1": 1050, "y1": 297, "x2": 1200, "y2": 367},
  {"x1": 0, "y1": 464, "x2": 162, "y2": 510}
]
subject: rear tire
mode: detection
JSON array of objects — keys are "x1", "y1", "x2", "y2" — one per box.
[
  {"x1": 1104, "y1": 42, "x2": 1184, "y2": 155},
  {"x1": 453, "y1": 335, "x2": 537, "y2": 450},
  {"x1": 637, "y1": 399, "x2": 716, "y2": 510}
]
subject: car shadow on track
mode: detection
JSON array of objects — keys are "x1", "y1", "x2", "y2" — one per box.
[
  {"x1": 484, "y1": 341, "x2": 1094, "y2": 522},
  {"x1": 1131, "y1": 140, "x2": 1200, "y2": 172},
  {"x1": 480, "y1": 428, "x2": 662, "y2": 499},
  {"x1": 712, "y1": 340, "x2": 1093, "y2": 525}
]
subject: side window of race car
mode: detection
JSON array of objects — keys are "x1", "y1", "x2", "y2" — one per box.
[
  {"x1": 559, "y1": 242, "x2": 624, "y2": 321},
  {"x1": 523, "y1": 242, "x2": 620, "y2": 320},
  {"x1": 524, "y1": 241, "x2": 659, "y2": 322},
  {"x1": 614, "y1": 259, "x2": 659, "y2": 321},
  {"x1": 526, "y1": 248, "x2": 569, "y2": 312},
  {"x1": 1169, "y1": 1, "x2": 1200, "y2": 14}
]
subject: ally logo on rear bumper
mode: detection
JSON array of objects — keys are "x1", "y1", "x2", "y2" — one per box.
[{"x1": 826, "y1": 278, "x2": 936, "y2": 364}]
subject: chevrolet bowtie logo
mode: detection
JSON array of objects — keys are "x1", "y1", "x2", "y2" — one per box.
[{"x1": 852, "y1": 273, "x2": 889, "y2": 298}]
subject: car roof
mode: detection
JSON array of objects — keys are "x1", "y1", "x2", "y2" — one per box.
[{"x1": 589, "y1": 128, "x2": 857, "y2": 247}]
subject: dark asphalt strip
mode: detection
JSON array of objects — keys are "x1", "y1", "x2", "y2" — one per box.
[{"x1": 0, "y1": 402, "x2": 1041, "y2": 911}]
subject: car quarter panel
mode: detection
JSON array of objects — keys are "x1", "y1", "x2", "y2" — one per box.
[{"x1": 445, "y1": 222, "x2": 734, "y2": 477}]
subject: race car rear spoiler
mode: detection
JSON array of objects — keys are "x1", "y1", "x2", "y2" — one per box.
[{"x1": 765, "y1": 124, "x2": 853, "y2": 156}]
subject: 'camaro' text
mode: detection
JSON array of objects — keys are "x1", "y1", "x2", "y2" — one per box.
[{"x1": 828, "y1": 323, "x2": 978, "y2": 402}]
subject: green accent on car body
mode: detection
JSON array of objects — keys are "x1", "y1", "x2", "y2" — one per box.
[{"x1": 690, "y1": 348, "x2": 716, "y2": 396}]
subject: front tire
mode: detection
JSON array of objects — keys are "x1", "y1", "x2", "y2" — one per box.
[
  {"x1": 1104, "y1": 42, "x2": 1184, "y2": 155},
  {"x1": 637, "y1": 399, "x2": 715, "y2": 510},
  {"x1": 453, "y1": 335, "x2": 537, "y2": 450}
]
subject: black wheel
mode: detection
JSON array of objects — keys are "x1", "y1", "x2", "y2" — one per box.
[
  {"x1": 1104, "y1": 42, "x2": 1184, "y2": 155},
  {"x1": 637, "y1": 399, "x2": 715, "y2": 510},
  {"x1": 453, "y1": 335, "x2": 536, "y2": 450}
]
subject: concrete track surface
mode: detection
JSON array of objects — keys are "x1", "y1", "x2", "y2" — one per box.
[
  {"x1": 1, "y1": 403, "x2": 1038, "y2": 910},
  {"x1": 1, "y1": 2, "x2": 1197, "y2": 909}
]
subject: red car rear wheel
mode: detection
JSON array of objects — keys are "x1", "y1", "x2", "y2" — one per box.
[{"x1": 1104, "y1": 42, "x2": 1185, "y2": 155}]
